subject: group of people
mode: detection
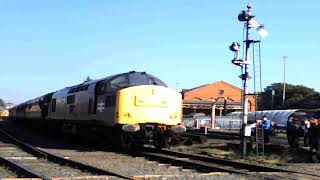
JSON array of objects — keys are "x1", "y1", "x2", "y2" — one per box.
[
  {"x1": 250, "y1": 116, "x2": 274, "y2": 143},
  {"x1": 287, "y1": 117, "x2": 320, "y2": 153}
]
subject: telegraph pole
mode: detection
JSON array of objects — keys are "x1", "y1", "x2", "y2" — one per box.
[{"x1": 282, "y1": 56, "x2": 287, "y2": 109}]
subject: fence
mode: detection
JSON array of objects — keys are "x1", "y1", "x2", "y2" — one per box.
[
  {"x1": 183, "y1": 115, "x2": 242, "y2": 129},
  {"x1": 215, "y1": 116, "x2": 242, "y2": 129}
]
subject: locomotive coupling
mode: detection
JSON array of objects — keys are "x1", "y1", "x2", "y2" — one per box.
[
  {"x1": 122, "y1": 124, "x2": 140, "y2": 132},
  {"x1": 171, "y1": 125, "x2": 187, "y2": 133}
]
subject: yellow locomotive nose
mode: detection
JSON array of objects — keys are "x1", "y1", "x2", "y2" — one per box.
[
  {"x1": 170, "y1": 112, "x2": 178, "y2": 119},
  {"x1": 115, "y1": 85, "x2": 182, "y2": 126}
]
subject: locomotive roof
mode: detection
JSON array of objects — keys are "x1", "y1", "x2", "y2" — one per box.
[
  {"x1": 12, "y1": 71, "x2": 157, "y2": 109},
  {"x1": 61, "y1": 71, "x2": 148, "y2": 91}
]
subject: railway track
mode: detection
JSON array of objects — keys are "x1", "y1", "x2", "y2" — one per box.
[
  {"x1": 142, "y1": 147, "x2": 320, "y2": 179},
  {"x1": 184, "y1": 129, "x2": 240, "y2": 140},
  {"x1": 0, "y1": 128, "x2": 133, "y2": 179},
  {"x1": 1, "y1": 121, "x2": 247, "y2": 179},
  {"x1": 185, "y1": 129, "x2": 319, "y2": 162},
  {"x1": 1, "y1": 119, "x2": 318, "y2": 179}
]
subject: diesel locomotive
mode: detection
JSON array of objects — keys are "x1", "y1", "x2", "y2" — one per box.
[{"x1": 9, "y1": 71, "x2": 186, "y2": 150}]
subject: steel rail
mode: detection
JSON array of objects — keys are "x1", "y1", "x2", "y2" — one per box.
[
  {"x1": 0, "y1": 127, "x2": 133, "y2": 180},
  {"x1": 0, "y1": 128, "x2": 47, "y2": 158},
  {"x1": 183, "y1": 132, "x2": 240, "y2": 140},
  {"x1": 158, "y1": 148, "x2": 284, "y2": 172},
  {"x1": 0, "y1": 156, "x2": 45, "y2": 179},
  {"x1": 142, "y1": 151, "x2": 250, "y2": 175},
  {"x1": 143, "y1": 147, "x2": 320, "y2": 178}
]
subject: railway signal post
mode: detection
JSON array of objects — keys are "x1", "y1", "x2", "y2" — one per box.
[{"x1": 230, "y1": 4, "x2": 267, "y2": 158}]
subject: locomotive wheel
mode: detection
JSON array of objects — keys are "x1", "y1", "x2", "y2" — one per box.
[
  {"x1": 153, "y1": 127, "x2": 167, "y2": 151},
  {"x1": 130, "y1": 142, "x2": 143, "y2": 153},
  {"x1": 120, "y1": 132, "x2": 132, "y2": 149},
  {"x1": 120, "y1": 132, "x2": 143, "y2": 153},
  {"x1": 154, "y1": 137, "x2": 167, "y2": 151}
]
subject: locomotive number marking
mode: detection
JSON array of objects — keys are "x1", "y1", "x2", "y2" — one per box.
[{"x1": 97, "y1": 102, "x2": 105, "y2": 112}]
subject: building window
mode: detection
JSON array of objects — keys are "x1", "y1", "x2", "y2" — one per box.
[{"x1": 219, "y1": 89, "x2": 224, "y2": 95}]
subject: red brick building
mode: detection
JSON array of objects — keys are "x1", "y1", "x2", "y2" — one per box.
[{"x1": 181, "y1": 81, "x2": 256, "y2": 115}]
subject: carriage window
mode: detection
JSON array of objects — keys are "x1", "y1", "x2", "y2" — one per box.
[
  {"x1": 67, "y1": 95, "x2": 75, "y2": 104},
  {"x1": 51, "y1": 99, "x2": 56, "y2": 112},
  {"x1": 107, "y1": 75, "x2": 129, "y2": 92}
]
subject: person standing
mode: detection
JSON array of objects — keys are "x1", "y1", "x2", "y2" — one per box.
[
  {"x1": 287, "y1": 118, "x2": 299, "y2": 150},
  {"x1": 303, "y1": 118, "x2": 310, "y2": 147},
  {"x1": 287, "y1": 118, "x2": 294, "y2": 148},
  {"x1": 308, "y1": 118, "x2": 319, "y2": 153},
  {"x1": 315, "y1": 119, "x2": 320, "y2": 155},
  {"x1": 262, "y1": 116, "x2": 271, "y2": 143}
]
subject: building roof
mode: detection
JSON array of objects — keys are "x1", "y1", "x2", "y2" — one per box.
[
  {"x1": 182, "y1": 80, "x2": 256, "y2": 111},
  {"x1": 182, "y1": 81, "x2": 242, "y2": 93}
]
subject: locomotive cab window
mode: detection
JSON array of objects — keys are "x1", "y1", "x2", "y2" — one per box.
[
  {"x1": 96, "y1": 82, "x2": 106, "y2": 94},
  {"x1": 107, "y1": 75, "x2": 129, "y2": 92},
  {"x1": 148, "y1": 76, "x2": 167, "y2": 87},
  {"x1": 129, "y1": 73, "x2": 148, "y2": 86},
  {"x1": 129, "y1": 73, "x2": 167, "y2": 87}
]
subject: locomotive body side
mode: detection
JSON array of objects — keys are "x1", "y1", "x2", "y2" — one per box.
[{"x1": 9, "y1": 71, "x2": 185, "y2": 150}]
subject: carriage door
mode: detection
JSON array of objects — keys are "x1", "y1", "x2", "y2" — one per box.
[{"x1": 95, "y1": 74, "x2": 129, "y2": 126}]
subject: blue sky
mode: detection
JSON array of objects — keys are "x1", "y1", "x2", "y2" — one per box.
[{"x1": 0, "y1": 1, "x2": 319, "y2": 104}]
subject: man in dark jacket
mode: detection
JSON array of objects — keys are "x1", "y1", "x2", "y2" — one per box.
[
  {"x1": 308, "y1": 118, "x2": 319, "y2": 152},
  {"x1": 287, "y1": 118, "x2": 300, "y2": 149}
]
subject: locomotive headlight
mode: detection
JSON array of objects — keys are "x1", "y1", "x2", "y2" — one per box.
[
  {"x1": 122, "y1": 124, "x2": 140, "y2": 132},
  {"x1": 171, "y1": 125, "x2": 186, "y2": 133}
]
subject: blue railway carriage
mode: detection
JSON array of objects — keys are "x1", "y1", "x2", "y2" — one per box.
[{"x1": 10, "y1": 71, "x2": 185, "y2": 150}]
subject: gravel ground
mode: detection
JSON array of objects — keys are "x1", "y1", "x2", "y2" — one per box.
[
  {"x1": 170, "y1": 134, "x2": 320, "y2": 178},
  {"x1": 42, "y1": 148, "x2": 246, "y2": 179},
  {"x1": 0, "y1": 165, "x2": 17, "y2": 178},
  {"x1": 0, "y1": 132, "x2": 114, "y2": 179},
  {"x1": 172, "y1": 133, "x2": 314, "y2": 163}
]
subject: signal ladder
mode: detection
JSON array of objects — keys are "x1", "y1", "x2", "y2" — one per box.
[{"x1": 252, "y1": 40, "x2": 264, "y2": 160}]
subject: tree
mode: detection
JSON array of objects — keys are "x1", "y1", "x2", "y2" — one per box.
[
  {"x1": 0, "y1": 99, "x2": 6, "y2": 109},
  {"x1": 260, "y1": 83, "x2": 320, "y2": 110}
]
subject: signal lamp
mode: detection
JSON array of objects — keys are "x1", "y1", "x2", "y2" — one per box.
[{"x1": 229, "y1": 42, "x2": 240, "y2": 52}]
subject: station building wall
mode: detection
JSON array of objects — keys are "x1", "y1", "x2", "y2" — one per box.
[{"x1": 182, "y1": 81, "x2": 256, "y2": 114}]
